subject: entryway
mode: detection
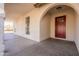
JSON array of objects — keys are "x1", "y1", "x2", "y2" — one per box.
[{"x1": 40, "y1": 5, "x2": 76, "y2": 41}]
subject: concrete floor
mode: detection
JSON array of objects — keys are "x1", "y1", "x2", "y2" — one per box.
[{"x1": 4, "y1": 33, "x2": 79, "y2": 56}]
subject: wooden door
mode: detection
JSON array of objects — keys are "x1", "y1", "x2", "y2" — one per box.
[{"x1": 55, "y1": 16, "x2": 66, "y2": 38}]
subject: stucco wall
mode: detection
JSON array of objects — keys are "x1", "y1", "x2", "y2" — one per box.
[
  {"x1": 15, "y1": 8, "x2": 41, "y2": 42},
  {"x1": 15, "y1": 4, "x2": 56, "y2": 42},
  {"x1": 15, "y1": 4, "x2": 54, "y2": 42},
  {"x1": 40, "y1": 14, "x2": 50, "y2": 41}
]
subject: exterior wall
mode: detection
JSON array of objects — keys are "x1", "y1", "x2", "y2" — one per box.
[
  {"x1": 50, "y1": 9, "x2": 76, "y2": 41},
  {"x1": 15, "y1": 4, "x2": 54, "y2": 42},
  {"x1": 40, "y1": 14, "x2": 50, "y2": 41},
  {"x1": 15, "y1": 8, "x2": 41, "y2": 42},
  {"x1": 69, "y1": 4, "x2": 79, "y2": 52}
]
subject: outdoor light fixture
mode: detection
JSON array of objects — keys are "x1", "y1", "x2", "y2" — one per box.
[{"x1": 33, "y1": 3, "x2": 46, "y2": 8}]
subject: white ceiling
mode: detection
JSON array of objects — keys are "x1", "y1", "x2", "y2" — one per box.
[{"x1": 5, "y1": 3, "x2": 35, "y2": 19}]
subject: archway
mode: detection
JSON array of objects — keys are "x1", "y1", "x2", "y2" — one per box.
[
  {"x1": 4, "y1": 20, "x2": 15, "y2": 41},
  {"x1": 40, "y1": 4, "x2": 77, "y2": 42}
]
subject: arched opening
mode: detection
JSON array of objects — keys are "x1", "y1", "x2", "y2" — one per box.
[
  {"x1": 4, "y1": 20, "x2": 14, "y2": 33},
  {"x1": 4, "y1": 19, "x2": 15, "y2": 40},
  {"x1": 40, "y1": 4, "x2": 77, "y2": 41}
]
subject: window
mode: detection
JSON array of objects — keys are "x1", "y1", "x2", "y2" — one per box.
[{"x1": 26, "y1": 16, "x2": 30, "y2": 34}]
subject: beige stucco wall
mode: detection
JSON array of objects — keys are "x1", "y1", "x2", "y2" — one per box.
[
  {"x1": 15, "y1": 4, "x2": 54, "y2": 42},
  {"x1": 15, "y1": 4, "x2": 55, "y2": 42},
  {"x1": 15, "y1": 8, "x2": 41, "y2": 42},
  {"x1": 40, "y1": 14, "x2": 50, "y2": 41}
]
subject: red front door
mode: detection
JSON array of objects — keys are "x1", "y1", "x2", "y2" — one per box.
[{"x1": 55, "y1": 16, "x2": 66, "y2": 38}]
